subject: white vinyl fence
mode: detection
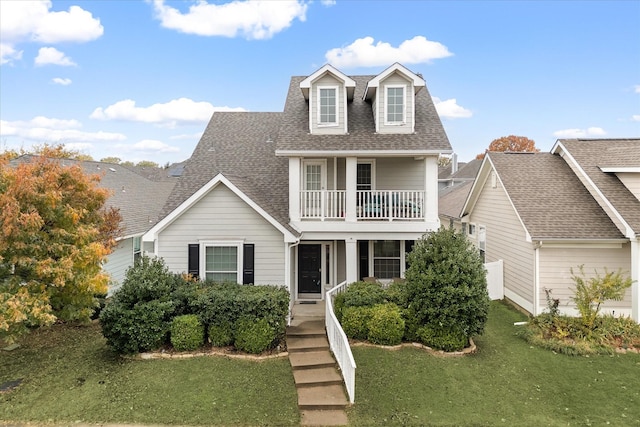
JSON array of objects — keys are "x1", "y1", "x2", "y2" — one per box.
[
  {"x1": 485, "y1": 259, "x2": 504, "y2": 300},
  {"x1": 325, "y1": 281, "x2": 356, "y2": 403}
]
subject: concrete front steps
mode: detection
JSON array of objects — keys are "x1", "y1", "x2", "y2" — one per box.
[{"x1": 287, "y1": 319, "x2": 349, "y2": 426}]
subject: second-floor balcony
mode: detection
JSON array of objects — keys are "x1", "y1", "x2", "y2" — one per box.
[{"x1": 300, "y1": 190, "x2": 424, "y2": 221}]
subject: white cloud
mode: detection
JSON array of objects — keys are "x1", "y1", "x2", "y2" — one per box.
[
  {"x1": 321, "y1": 0, "x2": 336, "y2": 5},
  {"x1": 0, "y1": 1, "x2": 103, "y2": 43},
  {"x1": 632, "y1": 115, "x2": 640, "y2": 122},
  {"x1": 553, "y1": 127, "x2": 606, "y2": 138},
  {"x1": 634, "y1": 85, "x2": 640, "y2": 94},
  {"x1": 0, "y1": 117, "x2": 126, "y2": 143},
  {"x1": 325, "y1": 36, "x2": 453, "y2": 68},
  {"x1": 0, "y1": 43, "x2": 23, "y2": 65},
  {"x1": 432, "y1": 97, "x2": 472, "y2": 119},
  {"x1": 90, "y1": 98, "x2": 246, "y2": 128},
  {"x1": 52, "y1": 77, "x2": 72, "y2": 85},
  {"x1": 35, "y1": 47, "x2": 76, "y2": 66},
  {"x1": 131, "y1": 140, "x2": 180, "y2": 153},
  {"x1": 151, "y1": 0, "x2": 307, "y2": 40},
  {"x1": 64, "y1": 142, "x2": 94, "y2": 152},
  {"x1": 170, "y1": 132, "x2": 204, "y2": 140}
]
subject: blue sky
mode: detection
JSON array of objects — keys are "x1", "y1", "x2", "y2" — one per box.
[{"x1": 1, "y1": 0, "x2": 639, "y2": 165}]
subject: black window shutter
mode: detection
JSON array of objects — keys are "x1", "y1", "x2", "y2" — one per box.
[
  {"x1": 188, "y1": 244, "x2": 199, "y2": 279},
  {"x1": 358, "y1": 240, "x2": 369, "y2": 281},
  {"x1": 243, "y1": 244, "x2": 255, "y2": 284}
]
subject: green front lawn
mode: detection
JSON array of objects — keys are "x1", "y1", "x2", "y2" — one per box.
[
  {"x1": 0, "y1": 322, "x2": 299, "y2": 426},
  {"x1": 2, "y1": 302, "x2": 639, "y2": 426},
  {"x1": 347, "y1": 302, "x2": 640, "y2": 426}
]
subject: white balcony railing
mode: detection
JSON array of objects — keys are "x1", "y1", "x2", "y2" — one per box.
[
  {"x1": 300, "y1": 190, "x2": 424, "y2": 221},
  {"x1": 326, "y1": 281, "x2": 356, "y2": 403}
]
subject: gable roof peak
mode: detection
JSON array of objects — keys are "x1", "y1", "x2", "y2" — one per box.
[
  {"x1": 299, "y1": 63, "x2": 356, "y2": 101},
  {"x1": 363, "y1": 62, "x2": 426, "y2": 101}
]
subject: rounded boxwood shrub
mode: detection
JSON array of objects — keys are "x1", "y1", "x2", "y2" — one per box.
[
  {"x1": 234, "y1": 317, "x2": 276, "y2": 354},
  {"x1": 341, "y1": 306, "x2": 373, "y2": 340},
  {"x1": 208, "y1": 323, "x2": 234, "y2": 347},
  {"x1": 417, "y1": 324, "x2": 468, "y2": 352},
  {"x1": 170, "y1": 314, "x2": 204, "y2": 351},
  {"x1": 367, "y1": 304, "x2": 405, "y2": 346},
  {"x1": 405, "y1": 227, "x2": 490, "y2": 339}
]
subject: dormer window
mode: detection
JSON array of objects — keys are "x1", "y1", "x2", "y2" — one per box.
[
  {"x1": 318, "y1": 87, "x2": 337, "y2": 126},
  {"x1": 386, "y1": 86, "x2": 405, "y2": 124}
]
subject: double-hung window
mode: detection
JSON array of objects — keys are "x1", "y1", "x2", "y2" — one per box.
[
  {"x1": 318, "y1": 87, "x2": 337, "y2": 126},
  {"x1": 386, "y1": 86, "x2": 405, "y2": 124},
  {"x1": 133, "y1": 236, "x2": 142, "y2": 262},
  {"x1": 373, "y1": 240, "x2": 401, "y2": 279},
  {"x1": 203, "y1": 242, "x2": 243, "y2": 283}
]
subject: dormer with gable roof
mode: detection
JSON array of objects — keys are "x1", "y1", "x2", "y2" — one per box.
[
  {"x1": 300, "y1": 64, "x2": 356, "y2": 135},
  {"x1": 363, "y1": 62, "x2": 425, "y2": 134}
]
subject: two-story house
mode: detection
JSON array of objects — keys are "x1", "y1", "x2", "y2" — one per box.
[{"x1": 142, "y1": 63, "x2": 452, "y2": 306}]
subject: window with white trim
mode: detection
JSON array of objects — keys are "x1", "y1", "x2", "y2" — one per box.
[
  {"x1": 202, "y1": 241, "x2": 243, "y2": 283},
  {"x1": 478, "y1": 225, "x2": 486, "y2": 263},
  {"x1": 318, "y1": 87, "x2": 337, "y2": 125},
  {"x1": 133, "y1": 236, "x2": 142, "y2": 262},
  {"x1": 386, "y1": 86, "x2": 405, "y2": 123},
  {"x1": 373, "y1": 240, "x2": 401, "y2": 279},
  {"x1": 468, "y1": 223, "x2": 476, "y2": 238}
]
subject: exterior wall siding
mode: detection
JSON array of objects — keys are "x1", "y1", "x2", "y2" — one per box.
[
  {"x1": 375, "y1": 157, "x2": 424, "y2": 190},
  {"x1": 539, "y1": 244, "x2": 632, "y2": 315},
  {"x1": 103, "y1": 237, "x2": 133, "y2": 294},
  {"x1": 377, "y1": 73, "x2": 414, "y2": 135},
  {"x1": 470, "y1": 173, "x2": 535, "y2": 311},
  {"x1": 310, "y1": 74, "x2": 345, "y2": 135},
  {"x1": 156, "y1": 184, "x2": 286, "y2": 285},
  {"x1": 616, "y1": 172, "x2": 640, "y2": 201}
]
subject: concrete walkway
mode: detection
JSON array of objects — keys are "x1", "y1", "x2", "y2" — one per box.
[{"x1": 287, "y1": 300, "x2": 349, "y2": 427}]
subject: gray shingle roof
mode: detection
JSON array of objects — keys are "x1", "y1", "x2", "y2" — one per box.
[
  {"x1": 159, "y1": 112, "x2": 297, "y2": 235},
  {"x1": 489, "y1": 152, "x2": 624, "y2": 240},
  {"x1": 558, "y1": 138, "x2": 640, "y2": 235},
  {"x1": 276, "y1": 75, "x2": 452, "y2": 153},
  {"x1": 439, "y1": 180, "x2": 473, "y2": 220},
  {"x1": 9, "y1": 155, "x2": 176, "y2": 237}
]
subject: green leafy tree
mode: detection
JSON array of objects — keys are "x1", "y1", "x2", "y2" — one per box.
[
  {"x1": 0, "y1": 145, "x2": 122, "y2": 342},
  {"x1": 100, "y1": 157, "x2": 122, "y2": 164},
  {"x1": 136, "y1": 160, "x2": 159, "y2": 168},
  {"x1": 571, "y1": 265, "x2": 634, "y2": 329},
  {"x1": 405, "y1": 227, "x2": 490, "y2": 339}
]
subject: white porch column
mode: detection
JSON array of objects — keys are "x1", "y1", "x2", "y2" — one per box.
[
  {"x1": 632, "y1": 238, "x2": 639, "y2": 323},
  {"x1": 289, "y1": 157, "x2": 301, "y2": 222},
  {"x1": 424, "y1": 156, "x2": 438, "y2": 224},
  {"x1": 345, "y1": 238, "x2": 358, "y2": 284},
  {"x1": 345, "y1": 157, "x2": 357, "y2": 222}
]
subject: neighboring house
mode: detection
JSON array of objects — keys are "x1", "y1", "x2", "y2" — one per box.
[
  {"x1": 142, "y1": 63, "x2": 452, "y2": 306},
  {"x1": 8, "y1": 156, "x2": 177, "y2": 294},
  {"x1": 438, "y1": 159, "x2": 482, "y2": 231},
  {"x1": 460, "y1": 139, "x2": 640, "y2": 321}
]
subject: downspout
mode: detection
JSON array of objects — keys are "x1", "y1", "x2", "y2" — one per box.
[{"x1": 534, "y1": 241, "x2": 541, "y2": 316}]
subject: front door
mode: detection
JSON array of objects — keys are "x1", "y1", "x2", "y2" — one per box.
[{"x1": 298, "y1": 244, "x2": 322, "y2": 294}]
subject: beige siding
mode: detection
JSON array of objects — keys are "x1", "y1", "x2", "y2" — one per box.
[
  {"x1": 377, "y1": 73, "x2": 414, "y2": 134},
  {"x1": 616, "y1": 172, "x2": 640, "y2": 201},
  {"x1": 103, "y1": 237, "x2": 133, "y2": 294},
  {"x1": 310, "y1": 74, "x2": 345, "y2": 135},
  {"x1": 157, "y1": 184, "x2": 286, "y2": 285},
  {"x1": 470, "y1": 172, "x2": 535, "y2": 311},
  {"x1": 376, "y1": 157, "x2": 424, "y2": 190},
  {"x1": 539, "y1": 244, "x2": 632, "y2": 315}
]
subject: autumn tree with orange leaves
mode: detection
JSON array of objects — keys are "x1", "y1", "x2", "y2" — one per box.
[
  {"x1": 476, "y1": 135, "x2": 540, "y2": 159},
  {"x1": 0, "y1": 146, "x2": 121, "y2": 342}
]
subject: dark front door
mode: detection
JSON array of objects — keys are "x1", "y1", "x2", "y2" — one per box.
[{"x1": 298, "y1": 244, "x2": 322, "y2": 294}]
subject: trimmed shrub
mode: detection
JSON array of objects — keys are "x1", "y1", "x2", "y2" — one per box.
[
  {"x1": 333, "y1": 292, "x2": 346, "y2": 323},
  {"x1": 208, "y1": 323, "x2": 234, "y2": 347},
  {"x1": 100, "y1": 299, "x2": 175, "y2": 354},
  {"x1": 367, "y1": 304, "x2": 405, "y2": 346},
  {"x1": 100, "y1": 256, "x2": 193, "y2": 354},
  {"x1": 405, "y1": 227, "x2": 490, "y2": 339},
  {"x1": 234, "y1": 317, "x2": 276, "y2": 354},
  {"x1": 341, "y1": 281, "x2": 386, "y2": 307},
  {"x1": 341, "y1": 306, "x2": 373, "y2": 340},
  {"x1": 191, "y1": 283, "x2": 289, "y2": 342},
  {"x1": 384, "y1": 280, "x2": 409, "y2": 308},
  {"x1": 170, "y1": 314, "x2": 204, "y2": 351},
  {"x1": 402, "y1": 307, "x2": 420, "y2": 343},
  {"x1": 417, "y1": 324, "x2": 468, "y2": 352}
]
